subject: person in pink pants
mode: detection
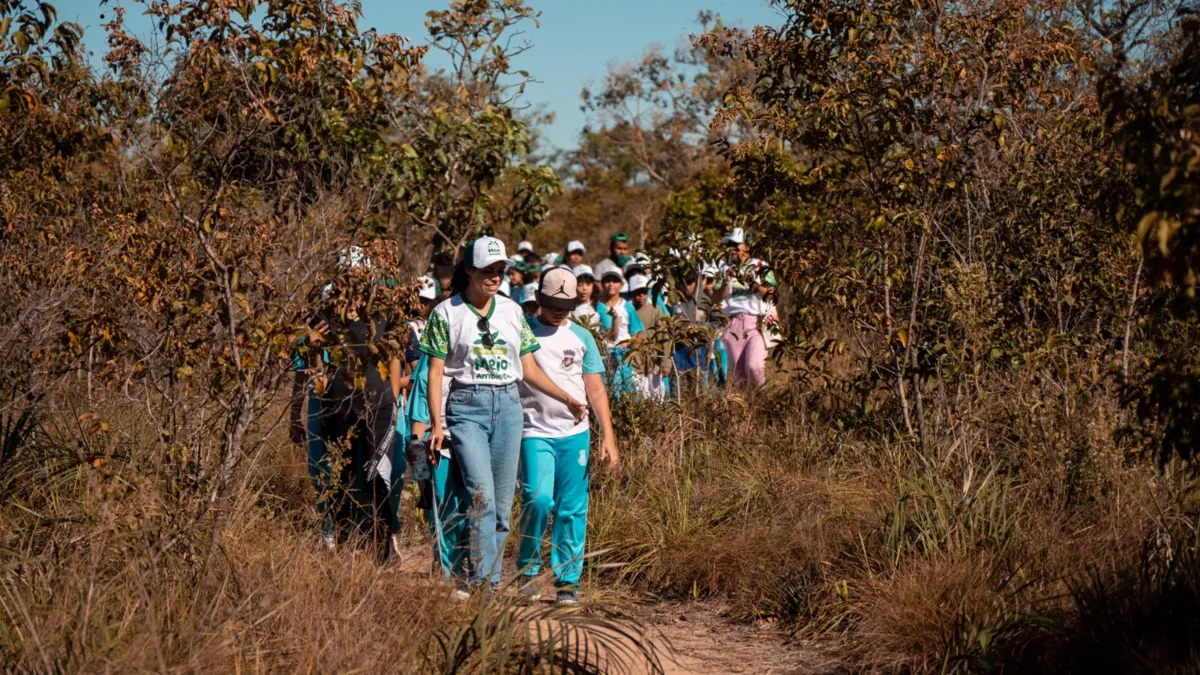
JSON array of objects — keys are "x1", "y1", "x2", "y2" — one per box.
[
  {"x1": 718, "y1": 227, "x2": 777, "y2": 391},
  {"x1": 723, "y1": 312, "x2": 767, "y2": 390}
]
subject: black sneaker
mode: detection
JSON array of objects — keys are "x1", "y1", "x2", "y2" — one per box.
[
  {"x1": 517, "y1": 575, "x2": 541, "y2": 602},
  {"x1": 555, "y1": 589, "x2": 579, "y2": 605}
]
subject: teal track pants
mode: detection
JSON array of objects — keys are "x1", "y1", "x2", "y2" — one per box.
[
  {"x1": 430, "y1": 452, "x2": 469, "y2": 579},
  {"x1": 517, "y1": 431, "x2": 590, "y2": 588}
]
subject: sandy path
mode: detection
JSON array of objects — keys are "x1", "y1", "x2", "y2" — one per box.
[
  {"x1": 631, "y1": 601, "x2": 834, "y2": 674},
  {"x1": 387, "y1": 537, "x2": 833, "y2": 674}
]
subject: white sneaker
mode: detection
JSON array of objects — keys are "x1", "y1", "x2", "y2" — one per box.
[
  {"x1": 451, "y1": 588, "x2": 471, "y2": 603},
  {"x1": 321, "y1": 520, "x2": 336, "y2": 551}
]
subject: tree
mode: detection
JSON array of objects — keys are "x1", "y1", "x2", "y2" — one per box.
[
  {"x1": 703, "y1": 0, "x2": 1139, "y2": 453},
  {"x1": 1100, "y1": 7, "x2": 1200, "y2": 461},
  {"x1": 0, "y1": 0, "x2": 431, "y2": 554},
  {"x1": 540, "y1": 13, "x2": 751, "y2": 253},
  {"x1": 382, "y1": 0, "x2": 560, "y2": 254}
]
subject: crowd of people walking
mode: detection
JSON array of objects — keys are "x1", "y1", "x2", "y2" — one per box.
[{"x1": 289, "y1": 230, "x2": 779, "y2": 604}]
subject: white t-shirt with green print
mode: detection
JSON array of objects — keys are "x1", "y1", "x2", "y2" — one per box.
[{"x1": 419, "y1": 293, "x2": 540, "y2": 386}]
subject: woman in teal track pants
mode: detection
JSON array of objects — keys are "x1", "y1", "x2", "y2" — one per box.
[{"x1": 516, "y1": 267, "x2": 620, "y2": 605}]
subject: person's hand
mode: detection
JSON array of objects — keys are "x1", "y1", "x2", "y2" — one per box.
[
  {"x1": 599, "y1": 435, "x2": 619, "y2": 469},
  {"x1": 429, "y1": 422, "x2": 445, "y2": 461},
  {"x1": 565, "y1": 397, "x2": 586, "y2": 424},
  {"x1": 307, "y1": 320, "x2": 329, "y2": 345},
  {"x1": 408, "y1": 436, "x2": 434, "y2": 480},
  {"x1": 406, "y1": 436, "x2": 426, "y2": 465}
]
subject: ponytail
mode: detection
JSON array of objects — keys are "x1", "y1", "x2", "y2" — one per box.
[{"x1": 450, "y1": 258, "x2": 471, "y2": 296}]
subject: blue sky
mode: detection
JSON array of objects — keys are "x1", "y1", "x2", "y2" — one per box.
[{"x1": 53, "y1": 0, "x2": 783, "y2": 150}]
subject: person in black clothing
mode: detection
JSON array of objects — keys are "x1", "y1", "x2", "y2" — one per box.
[{"x1": 311, "y1": 302, "x2": 405, "y2": 562}]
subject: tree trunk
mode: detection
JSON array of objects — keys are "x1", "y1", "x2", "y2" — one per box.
[
  {"x1": 883, "y1": 241, "x2": 914, "y2": 437},
  {"x1": 1117, "y1": 256, "x2": 1144, "y2": 428},
  {"x1": 204, "y1": 392, "x2": 256, "y2": 562},
  {"x1": 906, "y1": 228, "x2": 930, "y2": 456}
]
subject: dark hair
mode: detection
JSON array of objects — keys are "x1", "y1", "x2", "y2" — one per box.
[{"x1": 450, "y1": 257, "x2": 471, "y2": 296}]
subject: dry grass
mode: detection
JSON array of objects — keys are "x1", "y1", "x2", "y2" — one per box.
[
  {"x1": 586, "y1": 382, "x2": 1192, "y2": 673},
  {"x1": 0, "y1": 405, "x2": 663, "y2": 674},
  {"x1": 2, "y1": 372, "x2": 1196, "y2": 673}
]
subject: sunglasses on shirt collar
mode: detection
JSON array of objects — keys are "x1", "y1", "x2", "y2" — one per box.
[{"x1": 477, "y1": 317, "x2": 494, "y2": 347}]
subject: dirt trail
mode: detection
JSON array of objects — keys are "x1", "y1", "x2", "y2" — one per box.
[
  {"x1": 632, "y1": 601, "x2": 834, "y2": 674},
  {"x1": 388, "y1": 541, "x2": 833, "y2": 674}
]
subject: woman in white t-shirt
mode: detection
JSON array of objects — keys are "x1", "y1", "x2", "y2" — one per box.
[{"x1": 419, "y1": 237, "x2": 585, "y2": 591}]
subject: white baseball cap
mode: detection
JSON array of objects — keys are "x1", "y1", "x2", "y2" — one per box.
[
  {"x1": 700, "y1": 263, "x2": 719, "y2": 279},
  {"x1": 517, "y1": 240, "x2": 534, "y2": 253},
  {"x1": 628, "y1": 274, "x2": 651, "y2": 293},
  {"x1": 542, "y1": 252, "x2": 560, "y2": 267},
  {"x1": 572, "y1": 264, "x2": 596, "y2": 280},
  {"x1": 722, "y1": 227, "x2": 746, "y2": 246},
  {"x1": 417, "y1": 275, "x2": 438, "y2": 300},
  {"x1": 521, "y1": 282, "x2": 540, "y2": 304},
  {"x1": 468, "y1": 236, "x2": 511, "y2": 269},
  {"x1": 566, "y1": 240, "x2": 586, "y2": 254},
  {"x1": 594, "y1": 259, "x2": 624, "y2": 283}
]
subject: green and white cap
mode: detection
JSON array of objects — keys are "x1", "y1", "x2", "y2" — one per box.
[
  {"x1": 468, "y1": 236, "x2": 511, "y2": 269},
  {"x1": 417, "y1": 275, "x2": 438, "y2": 300},
  {"x1": 521, "y1": 282, "x2": 540, "y2": 305}
]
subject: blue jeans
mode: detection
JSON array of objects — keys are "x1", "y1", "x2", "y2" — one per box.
[{"x1": 445, "y1": 382, "x2": 523, "y2": 586}]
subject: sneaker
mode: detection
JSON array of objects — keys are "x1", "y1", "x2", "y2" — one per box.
[
  {"x1": 555, "y1": 589, "x2": 579, "y2": 605},
  {"x1": 321, "y1": 522, "x2": 336, "y2": 551},
  {"x1": 450, "y1": 588, "x2": 471, "y2": 603},
  {"x1": 517, "y1": 575, "x2": 541, "y2": 602}
]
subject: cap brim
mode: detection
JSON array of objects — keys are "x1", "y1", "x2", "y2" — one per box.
[
  {"x1": 536, "y1": 292, "x2": 579, "y2": 310},
  {"x1": 475, "y1": 256, "x2": 514, "y2": 270}
]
